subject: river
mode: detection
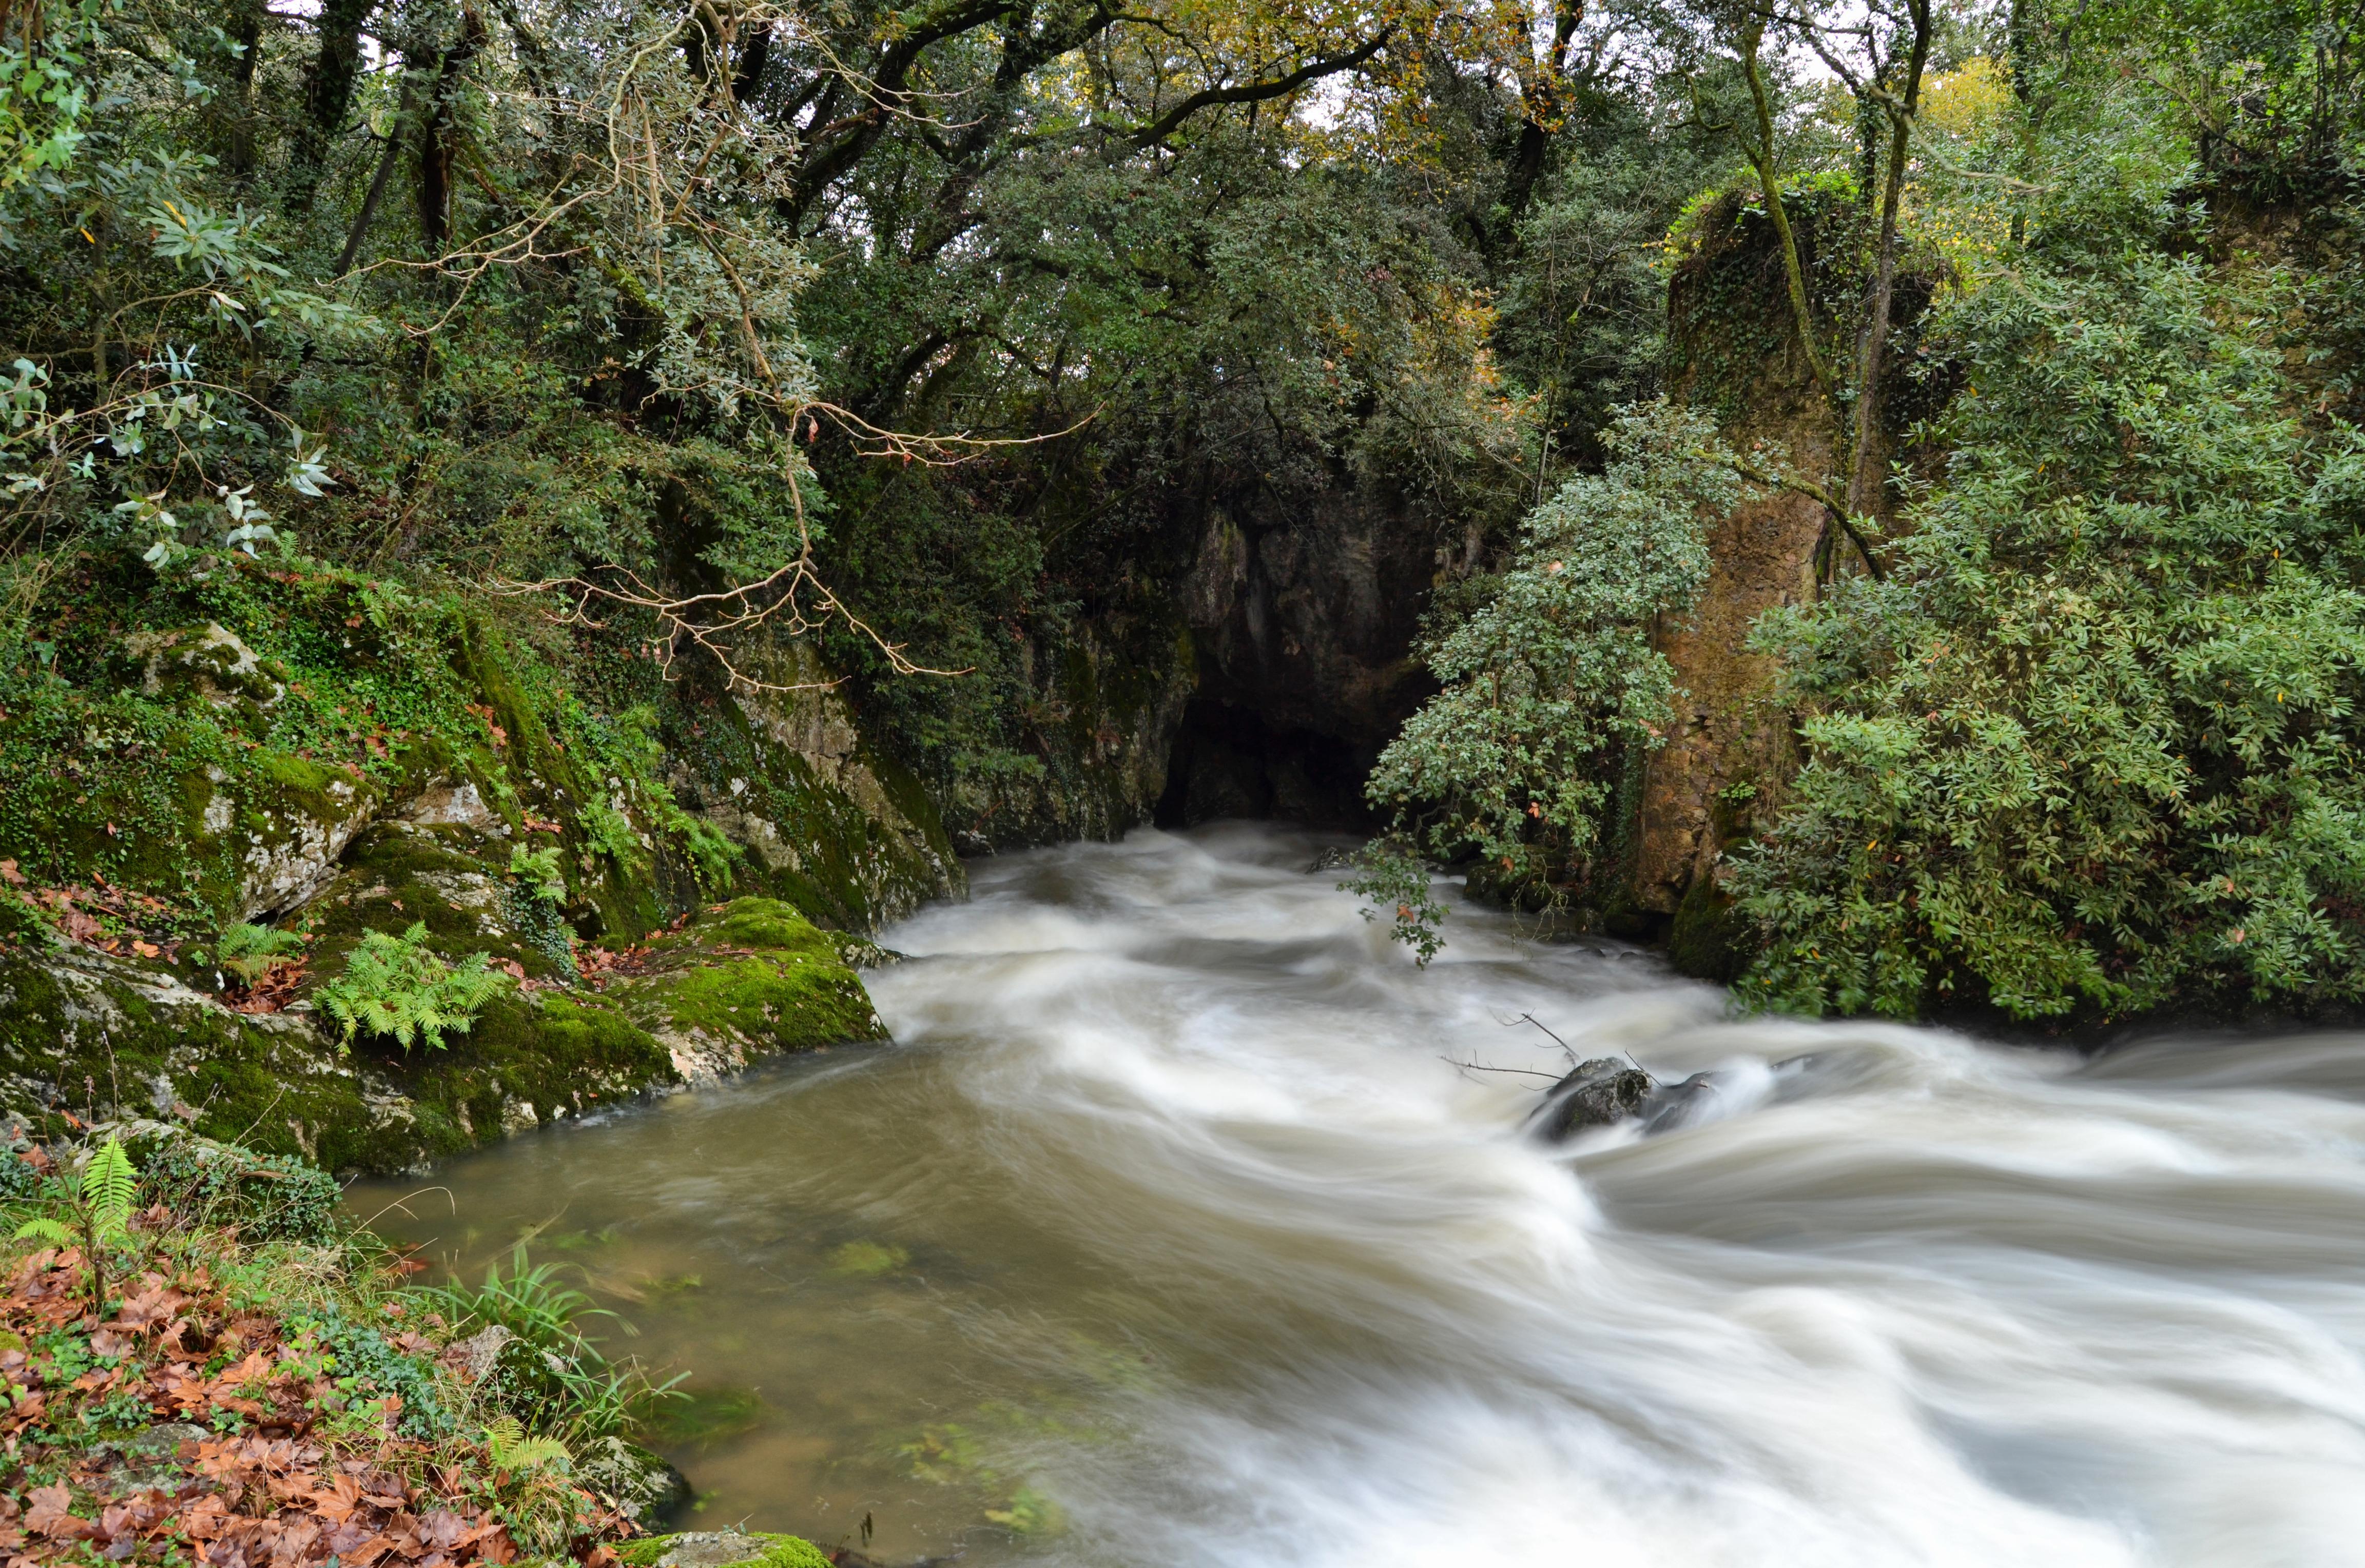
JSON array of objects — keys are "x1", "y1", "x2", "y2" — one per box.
[{"x1": 347, "y1": 822, "x2": 2365, "y2": 1567}]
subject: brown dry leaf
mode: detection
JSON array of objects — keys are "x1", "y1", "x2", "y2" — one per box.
[
  {"x1": 0, "y1": 859, "x2": 22, "y2": 886},
  {"x1": 24, "y1": 1484, "x2": 87, "y2": 1540}
]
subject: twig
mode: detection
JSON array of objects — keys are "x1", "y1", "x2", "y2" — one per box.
[{"x1": 1440, "y1": 1056, "x2": 1565, "y2": 1086}]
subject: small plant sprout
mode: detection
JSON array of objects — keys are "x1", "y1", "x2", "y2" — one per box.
[
  {"x1": 508, "y1": 843, "x2": 568, "y2": 903},
  {"x1": 218, "y1": 921, "x2": 305, "y2": 985},
  {"x1": 483, "y1": 1416, "x2": 572, "y2": 1477}
]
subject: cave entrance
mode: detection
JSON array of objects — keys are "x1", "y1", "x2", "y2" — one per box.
[{"x1": 1153, "y1": 698, "x2": 1381, "y2": 831}]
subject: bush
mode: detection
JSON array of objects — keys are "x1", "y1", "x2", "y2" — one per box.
[
  {"x1": 1350, "y1": 402, "x2": 1743, "y2": 955},
  {"x1": 1733, "y1": 250, "x2": 2365, "y2": 1023},
  {"x1": 132, "y1": 1132, "x2": 343, "y2": 1245}
]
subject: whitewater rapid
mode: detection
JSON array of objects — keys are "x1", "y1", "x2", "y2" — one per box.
[{"x1": 357, "y1": 824, "x2": 2365, "y2": 1566}]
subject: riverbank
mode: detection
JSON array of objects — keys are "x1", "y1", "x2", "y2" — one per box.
[{"x1": 0, "y1": 1123, "x2": 847, "y2": 1566}]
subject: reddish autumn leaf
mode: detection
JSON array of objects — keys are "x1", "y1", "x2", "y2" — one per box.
[{"x1": 0, "y1": 858, "x2": 22, "y2": 885}]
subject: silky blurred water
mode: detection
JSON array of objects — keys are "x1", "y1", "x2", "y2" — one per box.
[{"x1": 348, "y1": 822, "x2": 2365, "y2": 1566}]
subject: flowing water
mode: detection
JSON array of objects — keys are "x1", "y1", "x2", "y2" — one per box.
[{"x1": 349, "y1": 823, "x2": 2365, "y2": 1567}]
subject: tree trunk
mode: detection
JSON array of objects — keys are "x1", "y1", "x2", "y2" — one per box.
[
  {"x1": 1843, "y1": 1, "x2": 1932, "y2": 524},
  {"x1": 289, "y1": 0, "x2": 378, "y2": 211}
]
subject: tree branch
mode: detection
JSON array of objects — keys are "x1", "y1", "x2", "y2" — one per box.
[{"x1": 1128, "y1": 29, "x2": 1391, "y2": 146}]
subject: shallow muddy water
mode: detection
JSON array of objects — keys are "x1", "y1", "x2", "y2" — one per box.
[{"x1": 349, "y1": 823, "x2": 2365, "y2": 1567}]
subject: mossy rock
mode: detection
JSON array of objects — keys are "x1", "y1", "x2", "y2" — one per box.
[
  {"x1": 617, "y1": 1532, "x2": 830, "y2": 1568},
  {"x1": 576, "y1": 1436, "x2": 691, "y2": 1527},
  {"x1": 607, "y1": 898, "x2": 888, "y2": 1081},
  {"x1": 1666, "y1": 874, "x2": 1755, "y2": 986},
  {"x1": 0, "y1": 933, "x2": 680, "y2": 1176},
  {"x1": 655, "y1": 652, "x2": 961, "y2": 934}
]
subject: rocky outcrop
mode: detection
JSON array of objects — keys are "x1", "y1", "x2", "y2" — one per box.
[
  {"x1": 1180, "y1": 486, "x2": 1438, "y2": 754},
  {"x1": 662, "y1": 639, "x2": 962, "y2": 926},
  {"x1": 0, "y1": 571, "x2": 934, "y2": 1174},
  {"x1": 1628, "y1": 190, "x2": 1865, "y2": 925},
  {"x1": 0, "y1": 880, "x2": 885, "y2": 1174}
]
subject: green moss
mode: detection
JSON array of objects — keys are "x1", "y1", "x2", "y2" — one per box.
[
  {"x1": 1667, "y1": 874, "x2": 1752, "y2": 986},
  {"x1": 630, "y1": 898, "x2": 883, "y2": 1052},
  {"x1": 826, "y1": 1240, "x2": 909, "y2": 1278},
  {"x1": 616, "y1": 1533, "x2": 831, "y2": 1568}
]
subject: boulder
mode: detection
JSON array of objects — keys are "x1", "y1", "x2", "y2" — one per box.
[
  {"x1": 619, "y1": 1531, "x2": 830, "y2": 1568},
  {"x1": 1528, "y1": 1057, "x2": 1656, "y2": 1142}
]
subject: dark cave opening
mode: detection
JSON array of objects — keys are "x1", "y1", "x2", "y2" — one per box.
[{"x1": 1153, "y1": 699, "x2": 1383, "y2": 832}]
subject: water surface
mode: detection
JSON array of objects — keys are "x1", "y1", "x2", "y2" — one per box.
[{"x1": 351, "y1": 823, "x2": 2365, "y2": 1566}]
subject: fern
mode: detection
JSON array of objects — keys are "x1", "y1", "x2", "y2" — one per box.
[
  {"x1": 506, "y1": 845, "x2": 568, "y2": 904},
  {"x1": 10, "y1": 1216, "x2": 70, "y2": 1245},
  {"x1": 82, "y1": 1135, "x2": 134, "y2": 1249},
  {"x1": 218, "y1": 922, "x2": 306, "y2": 985},
  {"x1": 317, "y1": 922, "x2": 508, "y2": 1050},
  {"x1": 484, "y1": 1415, "x2": 572, "y2": 1475}
]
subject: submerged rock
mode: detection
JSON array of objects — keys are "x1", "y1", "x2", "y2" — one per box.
[
  {"x1": 1528, "y1": 1057, "x2": 1656, "y2": 1141},
  {"x1": 1640, "y1": 1071, "x2": 1724, "y2": 1134}
]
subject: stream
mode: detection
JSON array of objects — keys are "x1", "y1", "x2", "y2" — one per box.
[{"x1": 348, "y1": 822, "x2": 2365, "y2": 1567}]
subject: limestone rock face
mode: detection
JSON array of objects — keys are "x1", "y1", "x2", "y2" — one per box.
[
  {"x1": 1630, "y1": 190, "x2": 1873, "y2": 923},
  {"x1": 663, "y1": 638, "x2": 963, "y2": 931},
  {"x1": 237, "y1": 769, "x2": 383, "y2": 920}
]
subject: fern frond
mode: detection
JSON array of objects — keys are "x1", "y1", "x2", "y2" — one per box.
[
  {"x1": 482, "y1": 1415, "x2": 573, "y2": 1475},
  {"x1": 317, "y1": 922, "x2": 511, "y2": 1051},
  {"x1": 12, "y1": 1217, "x2": 72, "y2": 1245},
  {"x1": 82, "y1": 1136, "x2": 137, "y2": 1247}
]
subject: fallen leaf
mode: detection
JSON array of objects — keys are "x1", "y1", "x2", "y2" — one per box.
[{"x1": 25, "y1": 1484, "x2": 88, "y2": 1540}]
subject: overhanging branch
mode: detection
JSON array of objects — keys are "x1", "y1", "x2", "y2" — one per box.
[{"x1": 1128, "y1": 29, "x2": 1391, "y2": 146}]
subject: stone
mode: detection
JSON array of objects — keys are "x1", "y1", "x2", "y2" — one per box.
[
  {"x1": 87, "y1": 1421, "x2": 210, "y2": 1492},
  {"x1": 576, "y1": 1435, "x2": 691, "y2": 1525},
  {"x1": 1528, "y1": 1057, "x2": 1656, "y2": 1142},
  {"x1": 400, "y1": 781, "x2": 497, "y2": 830},
  {"x1": 125, "y1": 622, "x2": 283, "y2": 708},
  {"x1": 452, "y1": 1324, "x2": 514, "y2": 1382},
  {"x1": 625, "y1": 1533, "x2": 830, "y2": 1568}
]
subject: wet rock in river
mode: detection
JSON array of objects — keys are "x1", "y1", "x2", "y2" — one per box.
[
  {"x1": 1529, "y1": 1057, "x2": 1656, "y2": 1141},
  {"x1": 1641, "y1": 1071, "x2": 1724, "y2": 1134}
]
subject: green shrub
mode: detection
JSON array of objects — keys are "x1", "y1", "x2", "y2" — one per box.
[
  {"x1": 1734, "y1": 248, "x2": 2365, "y2": 1023},
  {"x1": 1349, "y1": 402, "x2": 1743, "y2": 955},
  {"x1": 316, "y1": 923, "x2": 508, "y2": 1050},
  {"x1": 132, "y1": 1134, "x2": 342, "y2": 1245}
]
